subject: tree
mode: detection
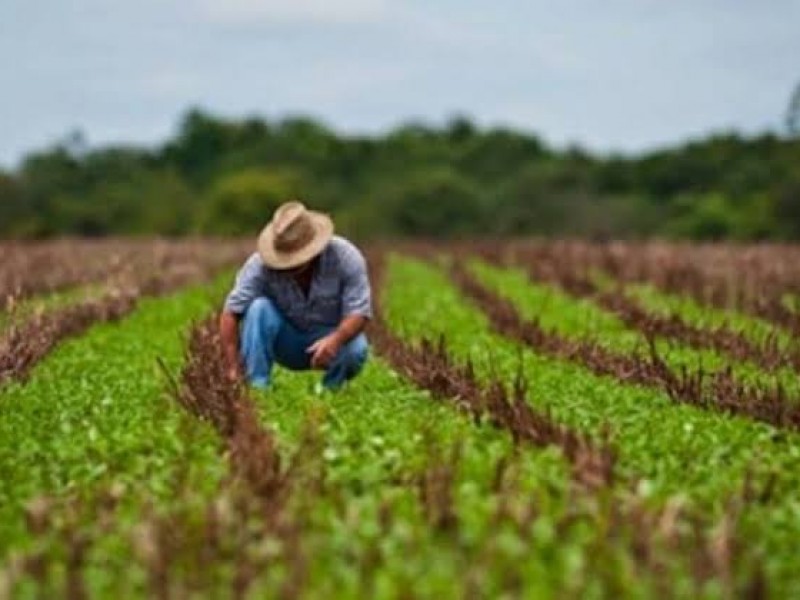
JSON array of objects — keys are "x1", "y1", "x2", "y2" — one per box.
[
  {"x1": 666, "y1": 193, "x2": 741, "y2": 240},
  {"x1": 492, "y1": 162, "x2": 569, "y2": 235},
  {"x1": 196, "y1": 168, "x2": 306, "y2": 235},
  {"x1": 272, "y1": 117, "x2": 337, "y2": 165},
  {"x1": 3, "y1": 106, "x2": 800, "y2": 240},
  {"x1": 0, "y1": 171, "x2": 26, "y2": 236},
  {"x1": 772, "y1": 176, "x2": 800, "y2": 239},
  {"x1": 377, "y1": 168, "x2": 485, "y2": 237},
  {"x1": 163, "y1": 109, "x2": 235, "y2": 184},
  {"x1": 458, "y1": 128, "x2": 546, "y2": 183}
]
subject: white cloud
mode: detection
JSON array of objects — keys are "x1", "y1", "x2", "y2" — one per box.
[{"x1": 199, "y1": 0, "x2": 391, "y2": 26}]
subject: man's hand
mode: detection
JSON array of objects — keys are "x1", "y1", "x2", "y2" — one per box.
[{"x1": 307, "y1": 333, "x2": 342, "y2": 369}]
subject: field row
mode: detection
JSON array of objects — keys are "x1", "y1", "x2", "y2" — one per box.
[
  {"x1": 0, "y1": 242, "x2": 250, "y2": 387},
  {"x1": 0, "y1": 239, "x2": 252, "y2": 306},
  {"x1": 1, "y1": 243, "x2": 799, "y2": 597}
]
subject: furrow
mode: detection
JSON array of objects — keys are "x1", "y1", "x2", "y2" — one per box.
[
  {"x1": 478, "y1": 244, "x2": 800, "y2": 375},
  {"x1": 0, "y1": 238, "x2": 251, "y2": 308},
  {"x1": 0, "y1": 245, "x2": 248, "y2": 387},
  {"x1": 368, "y1": 253, "x2": 614, "y2": 490},
  {"x1": 451, "y1": 260, "x2": 800, "y2": 432},
  {"x1": 508, "y1": 240, "x2": 800, "y2": 337}
]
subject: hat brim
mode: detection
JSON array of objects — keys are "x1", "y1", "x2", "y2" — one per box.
[{"x1": 258, "y1": 211, "x2": 334, "y2": 270}]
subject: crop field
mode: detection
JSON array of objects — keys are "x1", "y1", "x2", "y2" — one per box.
[{"x1": 2, "y1": 238, "x2": 800, "y2": 599}]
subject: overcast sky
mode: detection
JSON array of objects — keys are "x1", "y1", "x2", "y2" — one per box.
[{"x1": 1, "y1": 0, "x2": 798, "y2": 168}]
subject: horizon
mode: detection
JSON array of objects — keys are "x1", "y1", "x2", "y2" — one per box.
[
  {"x1": 1, "y1": 106, "x2": 791, "y2": 171},
  {"x1": 2, "y1": 0, "x2": 799, "y2": 169}
]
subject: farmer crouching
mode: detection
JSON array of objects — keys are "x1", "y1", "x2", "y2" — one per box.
[{"x1": 220, "y1": 201, "x2": 371, "y2": 391}]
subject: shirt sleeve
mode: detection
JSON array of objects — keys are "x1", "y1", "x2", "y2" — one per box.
[
  {"x1": 340, "y1": 245, "x2": 373, "y2": 320},
  {"x1": 223, "y1": 253, "x2": 265, "y2": 315}
]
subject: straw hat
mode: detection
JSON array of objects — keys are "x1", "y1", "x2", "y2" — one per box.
[{"x1": 258, "y1": 201, "x2": 334, "y2": 270}]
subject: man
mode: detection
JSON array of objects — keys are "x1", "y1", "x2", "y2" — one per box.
[{"x1": 220, "y1": 201, "x2": 371, "y2": 390}]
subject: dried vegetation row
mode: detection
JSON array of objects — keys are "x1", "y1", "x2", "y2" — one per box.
[
  {"x1": 475, "y1": 242, "x2": 800, "y2": 375},
  {"x1": 367, "y1": 250, "x2": 766, "y2": 597},
  {"x1": 2, "y1": 256, "x2": 768, "y2": 597},
  {"x1": 0, "y1": 241, "x2": 250, "y2": 387},
  {"x1": 165, "y1": 318, "x2": 286, "y2": 504},
  {"x1": 0, "y1": 238, "x2": 251, "y2": 309},
  {"x1": 505, "y1": 240, "x2": 800, "y2": 336},
  {"x1": 593, "y1": 290, "x2": 799, "y2": 374},
  {"x1": 368, "y1": 252, "x2": 614, "y2": 490},
  {"x1": 4, "y1": 316, "x2": 306, "y2": 599},
  {"x1": 450, "y1": 261, "x2": 800, "y2": 432}
]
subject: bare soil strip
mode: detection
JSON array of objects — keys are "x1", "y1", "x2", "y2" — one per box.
[
  {"x1": 150, "y1": 316, "x2": 306, "y2": 598},
  {"x1": 167, "y1": 317, "x2": 286, "y2": 504},
  {"x1": 592, "y1": 289, "x2": 800, "y2": 374},
  {"x1": 0, "y1": 292, "x2": 137, "y2": 387}
]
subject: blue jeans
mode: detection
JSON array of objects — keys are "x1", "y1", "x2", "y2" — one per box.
[{"x1": 240, "y1": 297, "x2": 369, "y2": 390}]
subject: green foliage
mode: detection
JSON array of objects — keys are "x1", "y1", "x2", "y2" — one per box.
[
  {"x1": 667, "y1": 193, "x2": 742, "y2": 240},
  {"x1": 772, "y1": 175, "x2": 800, "y2": 239},
  {"x1": 5, "y1": 252, "x2": 800, "y2": 594},
  {"x1": 471, "y1": 259, "x2": 800, "y2": 396},
  {"x1": 492, "y1": 162, "x2": 571, "y2": 235},
  {"x1": 196, "y1": 168, "x2": 306, "y2": 235},
  {"x1": 383, "y1": 256, "x2": 800, "y2": 593},
  {"x1": 376, "y1": 168, "x2": 486, "y2": 237},
  {"x1": 0, "y1": 275, "x2": 232, "y2": 551},
  {"x1": 3, "y1": 109, "x2": 800, "y2": 239},
  {"x1": 0, "y1": 171, "x2": 27, "y2": 235},
  {"x1": 665, "y1": 192, "x2": 774, "y2": 240}
]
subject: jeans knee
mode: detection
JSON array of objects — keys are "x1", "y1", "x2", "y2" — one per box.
[{"x1": 342, "y1": 335, "x2": 369, "y2": 369}]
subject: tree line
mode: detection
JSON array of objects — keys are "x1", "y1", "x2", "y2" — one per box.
[{"x1": 1, "y1": 109, "x2": 799, "y2": 240}]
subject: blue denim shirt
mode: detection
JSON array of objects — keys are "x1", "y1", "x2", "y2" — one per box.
[{"x1": 223, "y1": 236, "x2": 372, "y2": 331}]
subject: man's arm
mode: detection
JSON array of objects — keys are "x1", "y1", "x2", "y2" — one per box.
[
  {"x1": 334, "y1": 314, "x2": 368, "y2": 345},
  {"x1": 308, "y1": 314, "x2": 368, "y2": 369},
  {"x1": 219, "y1": 310, "x2": 242, "y2": 380},
  {"x1": 308, "y1": 242, "x2": 372, "y2": 369}
]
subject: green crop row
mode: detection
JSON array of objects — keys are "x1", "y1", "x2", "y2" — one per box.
[
  {"x1": 0, "y1": 274, "x2": 234, "y2": 554},
  {"x1": 1, "y1": 323, "x2": 655, "y2": 598},
  {"x1": 3, "y1": 253, "x2": 798, "y2": 597},
  {"x1": 469, "y1": 260, "x2": 800, "y2": 394},
  {"x1": 0, "y1": 269, "x2": 751, "y2": 598},
  {"x1": 0, "y1": 281, "x2": 603, "y2": 597},
  {"x1": 178, "y1": 340, "x2": 758, "y2": 597},
  {"x1": 249, "y1": 367, "x2": 586, "y2": 598},
  {"x1": 624, "y1": 282, "x2": 795, "y2": 351},
  {"x1": 784, "y1": 294, "x2": 799, "y2": 314},
  {"x1": 0, "y1": 284, "x2": 107, "y2": 334},
  {"x1": 382, "y1": 255, "x2": 800, "y2": 594}
]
